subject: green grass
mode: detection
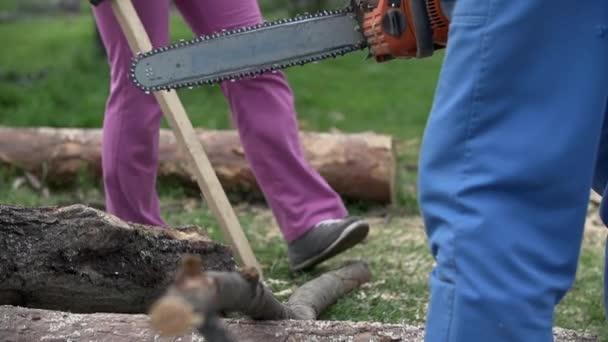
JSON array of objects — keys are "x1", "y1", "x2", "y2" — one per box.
[
  {"x1": 1, "y1": 12, "x2": 607, "y2": 340},
  {"x1": 0, "y1": 0, "x2": 18, "y2": 13},
  {"x1": 556, "y1": 245, "x2": 608, "y2": 340}
]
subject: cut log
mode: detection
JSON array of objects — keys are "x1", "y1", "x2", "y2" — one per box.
[
  {"x1": 0, "y1": 204, "x2": 236, "y2": 314},
  {"x1": 0, "y1": 305, "x2": 596, "y2": 342},
  {"x1": 0, "y1": 126, "x2": 396, "y2": 203}
]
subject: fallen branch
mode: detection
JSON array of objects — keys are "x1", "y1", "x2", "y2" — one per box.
[
  {"x1": 148, "y1": 255, "x2": 372, "y2": 340},
  {"x1": 0, "y1": 305, "x2": 596, "y2": 342},
  {"x1": 0, "y1": 204, "x2": 236, "y2": 314},
  {"x1": 0, "y1": 126, "x2": 396, "y2": 203}
]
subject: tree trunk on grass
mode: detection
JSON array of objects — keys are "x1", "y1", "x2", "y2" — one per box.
[
  {"x1": 0, "y1": 126, "x2": 396, "y2": 203},
  {"x1": 0, "y1": 204, "x2": 236, "y2": 314},
  {"x1": 0, "y1": 305, "x2": 596, "y2": 342}
]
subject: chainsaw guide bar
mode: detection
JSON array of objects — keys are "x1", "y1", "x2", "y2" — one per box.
[
  {"x1": 130, "y1": 6, "x2": 366, "y2": 92},
  {"x1": 129, "y1": 0, "x2": 450, "y2": 92}
]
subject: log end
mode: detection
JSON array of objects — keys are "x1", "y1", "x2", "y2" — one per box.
[{"x1": 149, "y1": 295, "x2": 203, "y2": 337}]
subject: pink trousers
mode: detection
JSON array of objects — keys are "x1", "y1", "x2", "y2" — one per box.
[{"x1": 91, "y1": 0, "x2": 347, "y2": 242}]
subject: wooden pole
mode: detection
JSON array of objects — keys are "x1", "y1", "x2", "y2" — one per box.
[{"x1": 107, "y1": 0, "x2": 262, "y2": 277}]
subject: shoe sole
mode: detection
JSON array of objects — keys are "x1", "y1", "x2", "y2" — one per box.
[{"x1": 290, "y1": 221, "x2": 370, "y2": 272}]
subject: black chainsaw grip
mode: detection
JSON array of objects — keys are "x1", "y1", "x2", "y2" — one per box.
[{"x1": 89, "y1": 0, "x2": 106, "y2": 6}]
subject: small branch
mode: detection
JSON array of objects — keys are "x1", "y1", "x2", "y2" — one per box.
[
  {"x1": 148, "y1": 255, "x2": 372, "y2": 338},
  {"x1": 287, "y1": 260, "x2": 372, "y2": 320}
]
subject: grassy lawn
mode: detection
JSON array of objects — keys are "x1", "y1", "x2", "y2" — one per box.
[{"x1": 1, "y1": 11, "x2": 607, "y2": 340}]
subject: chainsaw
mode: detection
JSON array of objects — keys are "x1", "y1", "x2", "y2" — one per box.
[{"x1": 91, "y1": 0, "x2": 451, "y2": 92}]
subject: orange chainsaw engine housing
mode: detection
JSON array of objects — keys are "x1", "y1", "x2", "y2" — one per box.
[{"x1": 362, "y1": 0, "x2": 449, "y2": 62}]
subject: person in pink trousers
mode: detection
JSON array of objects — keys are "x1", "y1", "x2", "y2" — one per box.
[{"x1": 91, "y1": 0, "x2": 369, "y2": 272}]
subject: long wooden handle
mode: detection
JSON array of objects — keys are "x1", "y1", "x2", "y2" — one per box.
[{"x1": 107, "y1": 0, "x2": 263, "y2": 278}]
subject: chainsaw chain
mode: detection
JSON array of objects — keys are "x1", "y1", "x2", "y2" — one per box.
[{"x1": 129, "y1": 6, "x2": 365, "y2": 92}]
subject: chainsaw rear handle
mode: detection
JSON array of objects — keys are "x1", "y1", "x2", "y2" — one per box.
[{"x1": 362, "y1": 0, "x2": 450, "y2": 62}]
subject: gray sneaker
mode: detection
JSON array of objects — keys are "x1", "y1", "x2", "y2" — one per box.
[{"x1": 287, "y1": 217, "x2": 369, "y2": 272}]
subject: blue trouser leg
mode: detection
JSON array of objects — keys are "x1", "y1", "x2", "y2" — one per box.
[
  {"x1": 418, "y1": 1, "x2": 608, "y2": 341},
  {"x1": 592, "y1": 104, "x2": 608, "y2": 320}
]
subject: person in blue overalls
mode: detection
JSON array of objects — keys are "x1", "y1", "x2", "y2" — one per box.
[{"x1": 418, "y1": 1, "x2": 608, "y2": 341}]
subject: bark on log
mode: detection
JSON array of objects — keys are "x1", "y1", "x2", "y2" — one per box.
[
  {"x1": 0, "y1": 126, "x2": 396, "y2": 203},
  {"x1": 0, "y1": 204, "x2": 236, "y2": 314},
  {"x1": 0, "y1": 305, "x2": 596, "y2": 342}
]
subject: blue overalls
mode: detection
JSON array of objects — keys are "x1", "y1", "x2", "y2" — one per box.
[{"x1": 418, "y1": 1, "x2": 608, "y2": 341}]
